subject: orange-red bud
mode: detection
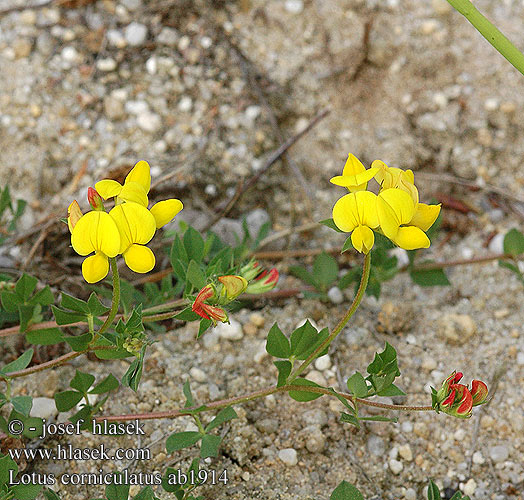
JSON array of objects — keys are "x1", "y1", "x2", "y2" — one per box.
[
  {"x1": 218, "y1": 275, "x2": 248, "y2": 301},
  {"x1": 67, "y1": 200, "x2": 83, "y2": 233},
  {"x1": 87, "y1": 187, "x2": 104, "y2": 211},
  {"x1": 471, "y1": 380, "x2": 488, "y2": 406}
]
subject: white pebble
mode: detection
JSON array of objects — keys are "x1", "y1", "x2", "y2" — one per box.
[
  {"x1": 484, "y1": 98, "x2": 499, "y2": 111},
  {"x1": 96, "y1": 58, "x2": 117, "y2": 72},
  {"x1": 488, "y1": 232, "x2": 505, "y2": 254},
  {"x1": 189, "y1": 367, "x2": 206, "y2": 383},
  {"x1": 125, "y1": 22, "x2": 148, "y2": 46},
  {"x1": 278, "y1": 448, "x2": 297, "y2": 466},
  {"x1": 489, "y1": 445, "x2": 509, "y2": 463},
  {"x1": 126, "y1": 100, "x2": 149, "y2": 114},
  {"x1": 389, "y1": 459, "x2": 403, "y2": 474},
  {"x1": 145, "y1": 56, "x2": 157, "y2": 75},
  {"x1": 404, "y1": 488, "x2": 417, "y2": 500},
  {"x1": 463, "y1": 478, "x2": 476, "y2": 496},
  {"x1": 453, "y1": 428, "x2": 466, "y2": 441},
  {"x1": 216, "y1": 319, "x2": 244, "y2": 341},
  {"x1": 30, "y1": 397, "x2": 57, "y2": 419},
  {"x1": 61, "y1": 46, "x2": 80, "y2": 63},
  {"x1": 245, "y1": 105, "x2": 261, "y2": 121},
  {"x1": 178, "y1": 96, "x2": 193, "y2": 112},
  {"x1": 200, "y1": 36, "x2": 212, "y2": 49},
  {"x1": 327, "y1": 286, "x2": 344, "y2": 304},
  {"x1": 516, "y1": 351, "x2": 524, "y2": 366},
  {"x1": 284, "y1": 0, "x2": 303, "y2": 13},
  {"x1": 314, "y1": 354, "x2": 332, "y2": 371},
  {"x1": 472, "y1": 451, "x2": 485, "y2": 464},
  {"x1": 136, "y1": 112, "x2": 162, "y2": 133},
  {"x1": 398, "y1": 444, "x2": 413, "y2": 462}
]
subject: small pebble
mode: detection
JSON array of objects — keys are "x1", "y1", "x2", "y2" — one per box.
[
  {"x1": 398, "y1": 444, "x2": 413, "y2": 462},
  {"x1": 125, "y1": 22, "x2": 148, "y2": 46},
  {"x1": 472, "y1": 451, "x2": 485, "y2": 464},
  {"x1": 278, "y1": 448, "x2": 298, "y2": 466},
  {"x1": 178, "y1": 96, "x2": 193, "y2": 112},
  {"x1": 404, "y1": 488, "x2": 416, "y2": 500},
  {"x1": 305, "y1": 426, "x2": 326, "y2": 453},
  {"x1": 389, "y1": 459, "x2": 403, "y2": 475},
  {"x1": 432, "y1": 0, "x2": 452, "y2": 15},
  {"x1": 136, "y1": 112, "x2": 162, "y2": 133},
  {"x1": 97, "y1": 58, "x2": 117, "y2": 72},
  {"x1": 438, "y1": 313, "x2": 476, "y2": 345},
  {"x1": 284, "y1": 0, "x2": 303, "y2": 14},
  {"x1": 367, "y1": 435, "x2": 386, "y2": 457},
  {"x1": 189, "y1": 367, "x2": 206, "y2": 383},
  {"x1": 463, "y1": 478, "x2": 476, "y2": 496},
  {"x1": 216, "y1": 319, "x2": 244, "y2": 340},
  {"x1": 30, "y1": 397, "x2": 57, "y2": 419},
  {"x1": 306, "y1": 370, "x2": 326, "y2": 386},
  {"x1": 302, "y1": 409, "x2": 328, "y2": 427},
  {"x1": 489, "y1": 445, "x2": 509, "y2": 463},
  {"x1": 327, "y1": 286, "x2": 344, "y2": 304},
  {"x1": 421, "y1": 356, "x2": 437, "y2": 371},
  {"x1": 314, "y1": 354, "x2": 331, "y2": 371},
  {"x1": 249, "y1": 312, "x2": 265, "y2": 328}
]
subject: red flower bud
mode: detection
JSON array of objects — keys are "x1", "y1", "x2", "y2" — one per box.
[
  {"x1": 192, "y1": 284, "x2": 228, "y2": 325},
  {"x1": 218, "y1": 275, "x2": 248, "y2": 301},
  {"x1": 470, "y1": 380, "x2": 488, "y2": 406},
  {"x1": 245, "y1": 268, "x2": 279, "y2": 294},
  {"x1": 87, "y1": 187, "x2": 104, "y2": 211}
]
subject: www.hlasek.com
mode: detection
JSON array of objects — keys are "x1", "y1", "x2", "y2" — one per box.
[{"x1": 7, "y1": 419, "x2": 228, "y2": 487}]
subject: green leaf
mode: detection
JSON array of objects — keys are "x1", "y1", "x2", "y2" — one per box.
[
  {"x1": 166, "y1": 431, "x2": 202, "y2": 453},
  {"x1": 1, "y1": 348, "x2": 33, "y2": 374},
  {"x1": 330, "y1": 480, "x2": 364, "y2": 500},
  {"x1": 0, "y1": 451, "x2": 18, "y2": 487},
  {"x1": 290, "y1": 320, "x2": 319, "y2": 360},
  {"x1": 87, "y1": 293, "x2": 110, "y2": 316},
  {"x1": 61, "y1": 292, "x2": 89, "y2": 313},
  {"x1": 186, "y1": 260, "x2": 206, "y2": 290},
  {"x1": 197, "y1": 319, "x2": 212, "y2": 338},
  {"x1": 288, "y1": 378, "x2": 324, "y2": 402},
  {"x1": 288, "y1": 266, "x2": 319, "y2": 288},
  {"x1": 319, "y1": 218, "x2": 344, "y2": 233},
  {"x1": 450, "y1": 492, "x2": 469, "y2": 500},
  {"x1": 503, "y1": 228, "x2": 524, "y2": 255},
  {"x1": 54, "y1": 390, "x2": 83, "y2": 412},
  {"x1": 22, "y1": 416, "x2": 43, "y2": 439},
  {"x1": 0, "y1": 290, "x2": 21, "y2": 312},
  {"x1": 64, "y1": 333, "x2": 92, "y2": 352},
  {"x1": 205, "y1": 407, "x2": 237, "y2": 432},
  {"x1": 174, "y1": 307, "x2": 201, "y2": 322},
  {"x1": 341, "y1": 236, "x2": 353, "y2": 253},
  {"x1": 131, "y1": 487, "x2": 157, "y2": 500},
  {"x1": 346, "y1": 372, "x2": 369, "y2": 398},
  {"x1": 28, "y1": 286, "x2": 54, "y2": 307},
  {"x1": 105, "y1": 475, "x2": 130, "y2": 500},
  {"x1": 25, "y1": 328, "x2": 63, "y2": 346},
  {"x1": 340, "y1": 412, "x2": 360, "y2": 429},
  {"x1": 266, "y1": 323, "x2": 291, "y2": 358},
  {"x1": 184, "y1": 227, "x2": 205, "y2": 263},
  {"x1": 367, "y1": 342, "x2": 400, "y2": 377},
  {"x1": 15, "y1": 274, "x2": 38, "y2": 302},
  {"x1": 410, "y1": 266, "x2": 450, "y2": 286},
  {"x1": 18, "y1": 303, "x2": 35, "y2": 332},
  {"x1": 274, "y1": 360, "x2": 292, "y2": 387},
  {"x1": 313, "y1": 252, "x2": 339, "y2": 286},
  {"x1": 427, "y1": 480, "x2": 441, "y2": 500},
  {"x1": 11, "y1": 484, "x2": 43, "y2": 500},
  {"x1": 43, "y1": 488, "x2": 62, "y2": 500},
  {"x1": 377, "y1": 383, "x2": 406, "y2": 397},
  {"x1": 52, "y1": 306, "x2": 86, "y2": 326},
  {"x1": 89, "y1": 374, "x2": 119, "y2": 394},
  {"x1": 183, "y1": 380, "x2": 194, "y2": 408},
  {"x1": 10, "y1": 483, "x2": 43, "y2": 500},
  {"x1": 121, "y1": 356, "x2": 144, "y2": 392},
  {"x1": 11, "y1": 396, "x2": 32, "y2": 417},
  {"x1": 200, "y1": 433, "x2": 222, "y2": 458}
]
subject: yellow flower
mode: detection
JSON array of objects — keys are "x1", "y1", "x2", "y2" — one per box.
[
  {"x1": 330, "y1": 153, "x2": 379, "y2": 192},
  {"x1": 332, "y1": 191, "x2": 379, "y2": 253},
  {"x1": 376, "y1": 188, "x2": 440, "y2": 250},
  {"x1": 71, "y1": 211, "x2": 121, "y2": 283},
  {"x1": 149, "y1": 199, "x2": 184, "y2": 229},
  {"x1": 109, "y1": 202, "x2": 157, "y2": 273},
  {"x1": 372, "y1": 159, "x2": 418, "y2": 205},
  {"x1": 95, "y1": 160, "x2": 151, "y2": 206}
]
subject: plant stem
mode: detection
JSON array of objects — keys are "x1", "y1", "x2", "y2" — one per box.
[
  {"x1": 98, "y1": 258, "x2": 120, "y2": 334},
  {"x1": 288, "y1": 252, "x2": 372, "y2": 381},
  {"x1": 447, "y1": 0, "x2": 524, "y2": 76},
  {"x1": 96, "y1": 383, "x2": 432, "y2": 423}
]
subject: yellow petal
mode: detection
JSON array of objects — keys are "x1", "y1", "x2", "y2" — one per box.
[
  {"x1": 71, "y1": 211, "x2": 120, "y2": 257},
  {"x1": 123, "y1": 244, "x2": 155, "y2": 273},
  {"x1": 109, "y1": 202, "x2": 156, "y2": 253},
  {"x1": 393, "y1": 226, "x2": 430, "y2": 250},
  {"x1": 355, "y1": 191, "x2": 379, "y2": 228},
  {"x1": 150, "y1": 199, "x2": 183, "y2": 229},
  {"x1": 95, "y1": 179, "x2": 123, "y2": 200},
  {"x1": 82, "y1": 253, "x2": 109, "y2": 283},
  {"x1": 125, "y1": 160, "x2": 151, "y2": 193},
  {"x1": 403, "y1": 169, "x2": 415, "y2": 184},
  {"x1": 329, "y1": 167, "x2": 379, "y2": 191},
  {"x1": 351, "y1": 225, "x2": 375, "y2": 254},
  {"x1": 67, "y1": 200, "x2": 83, "y2": 233},
  {"x1": 342, "y1": 153, "x2": 366, "y2": 176},
  {"x1": 117, "y1": 181, "x2": 149, "y2": 206},
  {"x1": 371, "y1": 159, "x2": 388, "y2": 184},
  {"x1": 410, "y1": 203, "x2": 441, "y2": 231},
  {"x1": 333, "y1": 194, "x2": 359, "y2": 232},
  {"x1": 377, "y1": 188, "x2": 415, "y2": 239}
]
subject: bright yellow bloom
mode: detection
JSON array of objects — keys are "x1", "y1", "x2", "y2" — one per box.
[
  {"x1": 372, "y1": 159, "x2": 418, "y2": 205},
  {"x1": 332, "y1": 191, "x2": 379, "y2": 254},
  {"x1": 330, "y1": 153, "x2": 379, "y2": 192},
  {"x1": 71, "y1": 211, "x2": 121, "y2": 283},
  {"x1": 376, "y1": 188, "x2": 440, "y2": 250},
  {"x1": 149, "y1": 199, "x2": 184, "y2": 229},
  {"x1": 109, "y1": 202, "x2": 157, "y2": 273},
  {"x1": 95, "y1": 160, "x2": 151, "y2": 206}
]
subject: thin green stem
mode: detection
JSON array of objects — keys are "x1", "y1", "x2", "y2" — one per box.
[
  {"x1": 447, "y1": 0, "x2": 524, "y2": 76},
  {"x1": 193, "y1": 415, "x2": 205, "y2": 434},
  {"x1": 96, "y1": 383, "x2": 433, "y2": 423},
  {"x1": 98, "y1": 258, "x2": 120, "y2": 335},
  {"x1": 289, "y1": 252, "x2": 372, "y2": 381}
]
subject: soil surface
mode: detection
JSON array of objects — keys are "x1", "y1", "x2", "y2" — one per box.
[{"x1": 1, "y1": 0, "x2": 523, "y2": 499}]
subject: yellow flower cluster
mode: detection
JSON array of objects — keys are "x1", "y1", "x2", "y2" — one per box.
[
  {"x1": 331, "y1": 154, "x2": 441, "y2": 254},
  {"x1": 68, "y1": 161, "x2": 183, "y2": 283}
]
